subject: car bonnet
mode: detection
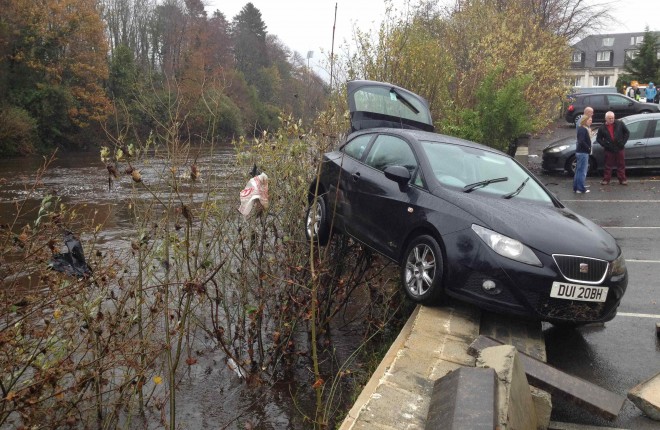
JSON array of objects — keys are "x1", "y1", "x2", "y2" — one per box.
[{"x1": 445, "y1": 193, "x2": 619, "y2": 261}]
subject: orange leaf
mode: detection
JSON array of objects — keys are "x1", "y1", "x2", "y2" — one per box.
[
  {"x1": 312, "y1": 378, "x2": 324, "y2": 389},
  {"x1": 186, "y1": 357, "x2": 198, "y2": 366}
]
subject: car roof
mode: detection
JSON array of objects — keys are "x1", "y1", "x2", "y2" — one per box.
[
  {"x1": 622, "y1": 112, "x2": 660, "y2": 121},
  {"x1": 348, "y1": 127, "x2": 505, "y2": 155}
]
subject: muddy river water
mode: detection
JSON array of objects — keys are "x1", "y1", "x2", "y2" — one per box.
[{"x1": 0, "y1": 149, "x2": 392, "y2": 429}]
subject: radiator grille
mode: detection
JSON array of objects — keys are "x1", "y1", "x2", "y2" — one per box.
[{"x1": 552, "y1": 254, "x2": 608, "y2": 284}]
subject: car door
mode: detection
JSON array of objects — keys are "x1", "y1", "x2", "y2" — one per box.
[
  {"x1": 584, "y1": 94, "x2": 607, "y2": 122},
  {"x1": 345, "y1": 133, "x2": 425, "y2": 259},
  {"x1": 607, "y1": 94, "x2": 635, "y2": 118},
  {"x1": 622, "y1": 117, "x2": 651, "y2": 168},
  {"x1": 643, "y1": 119, "x2": 660, "y2": 168}
]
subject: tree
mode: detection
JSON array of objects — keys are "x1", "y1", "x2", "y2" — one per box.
[
  {"x1": 3, "y1": 0, "x2": 111, "y2": 145},
  {"x1": 231, "y1": 3, "x2": 270, "y2": 86},
  {"x1": 624, "y1": 29, "x2": 659, "y2": 83}
]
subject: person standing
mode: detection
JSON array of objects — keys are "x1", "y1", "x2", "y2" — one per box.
[
  {"x1": 574, "y1": 115, "x2": 592, "y2": 193},
  {"x1": 596, "y1": 111, "x2": 630, "y2": 185},
  {"x1": 575, "y1": 106, "x2": 594, "y2": 129},
  {"x1": 646, "y1": 82, "x2": 657, "y2": 104}
]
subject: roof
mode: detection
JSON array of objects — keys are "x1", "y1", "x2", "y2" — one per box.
[{"x1": 571, "y1": 31, "x2": 660, "y2": 68}]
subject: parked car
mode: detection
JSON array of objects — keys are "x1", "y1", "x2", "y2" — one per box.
[
  {"x1": 565, "y1": 92, "x2": 659, "y2": 126},
  {"x1": 306, "y1": 80, "x2": 628, "y2": 326},
  {"x1": 543, "y1": 112, "x2": 660, "y2": 175}
]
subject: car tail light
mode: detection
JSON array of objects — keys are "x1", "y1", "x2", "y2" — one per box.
[{"x1": 567, "y1": 105, "x2": 574, "y2": 112}]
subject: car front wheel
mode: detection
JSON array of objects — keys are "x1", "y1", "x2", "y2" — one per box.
[
  {"x1": 400, "y1": 235, "x2": 444, "y2": 304},
  {"x1": 305, "y1": 197, "x2": 330, "y2": 246},
  {"x1": 566, "y1": 155, "x2": 595, "y2": 176},
  {"x1": 573, "y1": 114, "x2": 583, "y2": 127}
]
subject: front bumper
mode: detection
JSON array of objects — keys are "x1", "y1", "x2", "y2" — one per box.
[{"x1": 443, "y1": 232, "x2": 627, "y2": 324}]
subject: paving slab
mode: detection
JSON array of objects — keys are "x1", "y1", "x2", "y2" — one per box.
[
  {"x1": 479, "y1": 311, "x2": 547, "y2": 362},
  {"x1": 478, "y1": 345, "x2": 538, "y2": 430},
  {"x1": 468, "y1": 335, "x2": 626, "y2": 421},
  {"x1": 425, "y1": 367, "x2": 497, "y2": 430},
  {"x1": 627, "y1": 370, "x2": 660, "y2": 420}
]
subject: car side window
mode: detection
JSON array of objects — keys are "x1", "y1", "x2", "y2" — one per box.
[
  {"x1": 626, "y1": 120, "x2": 648, "y2": 140},
  {"x1": 652, "y1": 121, "x2": 660, "y2": 138},
  {"x1": 584, "y1": 95, "x2": 605, "y2": 106},
  {"x1": 364, "y1": 135, "x2": 417, "y2": 174},
  {"x1": 343, "y1": 134, "x2": 372, "y2": 160},
  {"x1": 607, "y1": 95, "x2": 629, "y2": 106}
]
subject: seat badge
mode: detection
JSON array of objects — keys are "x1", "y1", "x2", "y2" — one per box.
[
  {"x1": 408, "y1": 207, "x2": 414, "y2": 213},
  {"x1": 579, "y1": 263, "x2": 588, "y2": 273}
]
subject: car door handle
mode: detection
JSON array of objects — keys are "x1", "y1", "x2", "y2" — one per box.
[
  {"x1": 632, "y1": 141, "x2": 644, "y2": 146},
  {"x1": 352, "y1": 172, "x2": 361, "y2": 182}
]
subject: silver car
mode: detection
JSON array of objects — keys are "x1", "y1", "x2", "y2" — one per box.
[{"x1": 542, "y1": 113, "x2": 660, "y2": 175}]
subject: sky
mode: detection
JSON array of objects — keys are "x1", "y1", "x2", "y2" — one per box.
[{"x1": 203, "y1": 0, "x2": 660, "y2": 76}]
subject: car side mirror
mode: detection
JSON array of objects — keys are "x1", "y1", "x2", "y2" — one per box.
[{"x1": 384, "y1": 165, "x2": 411, "y2": 186}]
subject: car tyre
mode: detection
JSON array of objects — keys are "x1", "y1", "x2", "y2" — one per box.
[
  {"x1": 566, "y1": 155, "x2": 595, "y2": 176},
  {"x1": 305, "y1": 196, "x2": 330, "y2": 246},
  {"x1": 573, "y1": 114, "x2": 583, "y2": 127},
  {"x1": 400, "y1": 235, "x2": 444, "y2": 304}
]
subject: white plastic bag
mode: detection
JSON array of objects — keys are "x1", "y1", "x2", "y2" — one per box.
[{"x1": 238, "y1": 172, "x2": 269, "y2": 217}]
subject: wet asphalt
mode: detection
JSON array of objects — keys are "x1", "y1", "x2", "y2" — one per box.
[{"x1": 528, "y1": 121, "x2": 660, "y2": 429}]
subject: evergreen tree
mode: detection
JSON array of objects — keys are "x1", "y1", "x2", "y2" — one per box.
[
  {"x1": 624, "y1": 29, "x2": 659, "y2": 83},
  {"x1": 231, "y1": 3, "x2": 269, "y2": 86}
]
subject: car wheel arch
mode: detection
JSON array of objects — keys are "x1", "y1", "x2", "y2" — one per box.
[
  {"x1": 307, "y1": 180, "x2": 326, "y2": 203},
  {"x1": 399, "y1": 226, "x2": 447, "y2": 267}
]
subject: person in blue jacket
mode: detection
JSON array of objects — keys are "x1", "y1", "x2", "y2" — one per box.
[
  {"x1": 646, "y1": 82, "x2": 657, "y2": 104},
  {"x1": 574, "y1": 115, "x2": 592, "y2": 193}
]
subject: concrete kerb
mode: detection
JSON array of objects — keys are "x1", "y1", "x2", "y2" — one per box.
[{"x1": 339, "y1": 303, "x2": 482, "y2": 430}]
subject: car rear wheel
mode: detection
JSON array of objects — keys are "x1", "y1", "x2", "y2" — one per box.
[
  {"x1": 400, "y1": 235, "x2": 444, "y2": 304},
  {"x1": 305, "y1": 197, "x2": 330, "y2": 246}
]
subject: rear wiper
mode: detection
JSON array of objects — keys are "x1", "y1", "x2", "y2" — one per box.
[
  {"x1": 390, "y1": 89, "x2": 420, "y2": 114},
  {"x1": 463, "y1": 177, "x2": 508, "y2": 193},
  {"x1": 502, "y1": 177, "x2": 529, "y2": 199}
]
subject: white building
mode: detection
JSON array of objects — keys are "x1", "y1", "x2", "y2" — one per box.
[{"x1": 567, "y1": 31, "x2": 660, "y2": 92}]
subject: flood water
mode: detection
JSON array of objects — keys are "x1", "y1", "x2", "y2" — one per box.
[{"x1": 0, "y1": 149, "x2": 401, "y2": 429}]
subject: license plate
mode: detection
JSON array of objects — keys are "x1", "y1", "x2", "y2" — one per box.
[{"x1": 550, "y1": 282, "x2": 608, "y2": 303}]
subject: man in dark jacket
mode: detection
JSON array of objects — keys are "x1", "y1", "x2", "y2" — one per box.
[{"x1": 596, "y1": 111, "x2": 630, "y2": 185}]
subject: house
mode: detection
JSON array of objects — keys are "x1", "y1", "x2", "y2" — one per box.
[{"x1": 567, "y1": 31, "x2": 660, "y2": 93}]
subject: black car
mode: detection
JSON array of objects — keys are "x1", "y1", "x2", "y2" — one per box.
[
  {"x1": 543, "y1": 112, "x2": 660, "y2": 175},
  {"x1": 565, "y1": 92, "x2": 659, "y2": 126},
  {"x1": 306, "y1": 80, "x2": 628, "y2": 326}
]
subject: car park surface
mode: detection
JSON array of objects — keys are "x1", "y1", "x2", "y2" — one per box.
[
  {"x1": 542, "y1": 112, "x2": 660, "y2": 175},
  {"x1": 306, "y1": 80, "x2": 628, "y2": 326}
]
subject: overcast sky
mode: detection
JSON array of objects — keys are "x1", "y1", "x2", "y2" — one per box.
[{"x1": 203, "y1": 0, "x2": 660, "y2": 76}]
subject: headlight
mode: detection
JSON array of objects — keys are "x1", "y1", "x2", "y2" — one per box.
[
  {"x1": 546, "y1": 144, "x2": 570, "y2": 153},
  {"x1": 471, "y1": 224, "x2": 542, "y2": 267},
  {"x1": 610, "y1": 250, "x2": 627, "y2": 276}
]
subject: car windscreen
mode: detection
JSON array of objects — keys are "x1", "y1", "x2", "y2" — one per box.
[
  {"x1": 420, "y1": 141, "x2": 554, "y2": 203},
  {"x1": 352, "y1": 85, "x2": 433, "y2": 125}
]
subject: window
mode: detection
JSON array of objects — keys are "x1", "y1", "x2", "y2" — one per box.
[
  {"x1": 343, "y1": 134, "x2": 372, "y2": 160},
  {"x1": 653, "y1": 121, "x2": 660, "y2": 138},
  {"x1": 596, "y1": 51, "x2": 611, "y2": 62},
  {"x1": 569, "y1": 76, "x2": 582, "y2": 87},
  {"x1": 572, "y1": 51, "x2": 582, "y2": 62},
  {"x1": 626, "y1": 50, "x2": 638, "y2": 60},
  {"x1": 602, "y1": 37, "x2": 614, "y2": 46},
  {"x1": 607, "y1": 95, "x2": 630, "y2": 106},
  {"x1": 631, "y1": 36, "x2": 643, "y2": 45},
  {"x1": 626, "y1": 120, "x2": 649, "y2": 140},
  {"x1": 583, "y1": 95, "x2": 606, "y2": 106},
  {"x1": 364, "y1": 135, "x2": 417, "y2": 175},
  {"x1": 593, "y1": 76, "x2": 610, "y2": 87}
]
